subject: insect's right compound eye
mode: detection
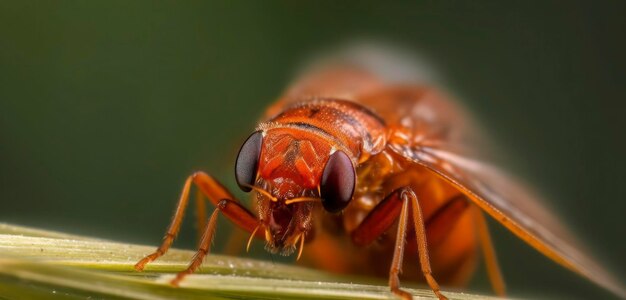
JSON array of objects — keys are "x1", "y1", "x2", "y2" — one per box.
[
  {"x1": 235, "y1": 131, "x2": 263, "y2": 192},
  {"x1": 320, "y1": 150, "x2": 355, "y2": 213}
]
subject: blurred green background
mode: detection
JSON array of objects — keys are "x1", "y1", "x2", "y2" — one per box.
[{"x1": 1, "y1": 1, "x2": 624, "y2": 299}]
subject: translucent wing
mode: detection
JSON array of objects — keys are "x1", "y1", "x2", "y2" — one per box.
[
  {"x1": 343, "y1": 60, "x2": 624, "y2": 297},
  {"x1": 388, "y1": 141, "x2": 625, "y2": 298}
]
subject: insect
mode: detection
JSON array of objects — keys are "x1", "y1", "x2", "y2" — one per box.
[{"x1": 134, "y1": 52, "x2": 625, "y2": 299}]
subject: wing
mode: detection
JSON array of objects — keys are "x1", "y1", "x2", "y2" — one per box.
[{"x1": 388, "y1": 142, "x2": 625, "y2": 298}]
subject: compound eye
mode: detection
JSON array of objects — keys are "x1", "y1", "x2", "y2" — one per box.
[
  {"x1": 235, "y1": 131, "x2": 263, "y2": 192},
  {"x1": 320, "y1": 150, "x2": 355, "y2": 213}
]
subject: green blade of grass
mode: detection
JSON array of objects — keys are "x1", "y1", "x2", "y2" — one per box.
[{"x1": 0, "y1": 223, "x2": 497, "y2": 300}]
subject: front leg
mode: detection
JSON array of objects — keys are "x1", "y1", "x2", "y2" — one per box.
[
  {"x1": 134, "y1": 171, "x2": 261, "y2": 275},
  {"x1": 351, "y1": 187, "x2": 447, "y2": 300},
  {"x1": 170, "y1": 198, "x2": 252, "y2": 286}
]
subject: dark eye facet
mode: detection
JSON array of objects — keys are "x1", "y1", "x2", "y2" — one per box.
[
  {"x1": 320, "y1": 150, "x2": 355, "y2": 213},
  {"x1": 235, "y1": 131, "x2": 263, "y2": 192}
]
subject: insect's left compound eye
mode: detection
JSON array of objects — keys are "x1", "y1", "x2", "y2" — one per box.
[
  {"x1": 320, "y1": 150, "x2": 356, "y2": 213},
  {"x1": 235, "y1": 131, "x2": 263, "y2": 192}
]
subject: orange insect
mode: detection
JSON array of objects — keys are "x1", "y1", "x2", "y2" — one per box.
[{"x1": 134, "y1": 52, "x2": 625, "y2": 299}]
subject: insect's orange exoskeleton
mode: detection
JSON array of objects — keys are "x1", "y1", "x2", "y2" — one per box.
[{"x1": 134, "y1": 53, "x2": 625, "y2": 300}]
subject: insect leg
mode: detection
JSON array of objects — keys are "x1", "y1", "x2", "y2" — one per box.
[
  {"x1": 473, "y1": 205, "x2": 506, "y2": 296},
  {"x1": 171, "y1": 205, "x2": 220, "y2": 286},
  {"x1": 350, "y1": 188, "x2": 403, "y2": 247},
  {"x1": 352, "y1": 192, "x2": 468, "y2": 248},
  {"x1": 405, "y1": 188, "x2": 447, "y2": 300},
  {"x1": 351, "y1": 187, "x2": 447, "y2": 300},
  {"x1": 170, "y1": 198, "x2": 257, "y2": 285},
  {"x1": 134, "y1": 175, "x2": 195, "y2": 271},
  {"x1": 135, "y1": 171, "x2": 261, "y2": 271},
  {"x1": 389, "y1": 188, "x2": 416, "y2": 300}
]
